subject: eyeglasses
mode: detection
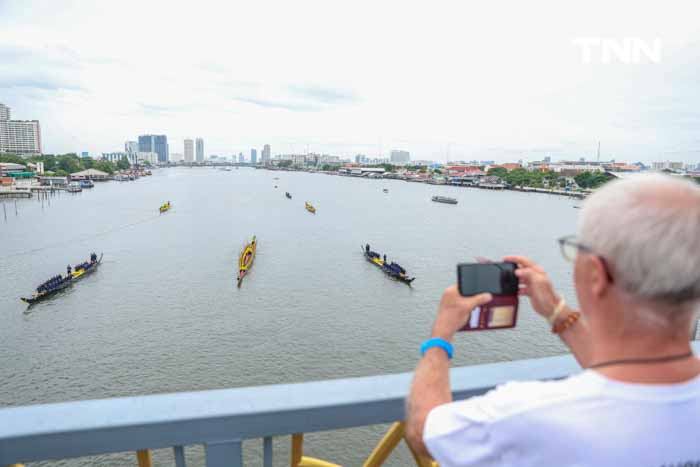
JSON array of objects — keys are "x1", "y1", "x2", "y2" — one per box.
[{"x1": 557, "y1": 235, "x2": 615, "y2": 282}]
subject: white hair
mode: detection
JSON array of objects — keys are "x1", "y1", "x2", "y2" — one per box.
[{"x1": 578, "y1": 173, "x2": 700, "y2": 311}]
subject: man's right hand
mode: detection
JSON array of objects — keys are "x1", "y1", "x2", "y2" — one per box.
[{"x1": 504, "y1": 255, "x2": 560, "y2": 321}]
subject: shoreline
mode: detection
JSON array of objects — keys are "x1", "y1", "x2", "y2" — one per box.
[{"x1": 257, "y1": 166, "x2": 588, "y2": 199}]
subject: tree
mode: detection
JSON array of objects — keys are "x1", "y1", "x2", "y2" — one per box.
[
  {"x1": 116, "y1": 156, "x2": 131, "y2": 170},
  {"x1": 277, "y1": 160, "x2": 293, "y2": 168},
  {"x1": 0, "y1": 153, "x2": 25, "y2": 164},
  {"x1": 487, "y1": 167, "x2": 508, "y2": 178},
  {"x1": 574, "y1": 171, "x2": 613, "y2": 189},
  {"x1": 92, "y1": 160, "x2": 116, "y2": 174}
]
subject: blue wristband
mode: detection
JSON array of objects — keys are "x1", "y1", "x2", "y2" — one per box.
[{"x1": 421, "y1": 338, "x2": 453, "y2": 359}]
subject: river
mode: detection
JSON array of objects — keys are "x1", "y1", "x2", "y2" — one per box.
[{"x1": 0, "y1": 167, "x2": 581, "y2": 466}]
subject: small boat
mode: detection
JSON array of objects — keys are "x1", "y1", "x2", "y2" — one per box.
[
  {"x1": 305, "y1": 202, "x2": 316, "y2": 214},
  {"x1": 79, "y1": 180, "x2": 94, "y2": 188},
  {"x1": 274, "y1": 185, "x2": 278, "y2": 188},
  {"x1": 383, "y1": 188, "x2": 389, "y2": 193},
  {"x1": 159, "y1": 201, "x2": 172, "y2": 213},
  {"x1": 362, "y1": 245, "x2": 414, "y2": 285},
  {"x1": 285, "y1": 192, "x2": 292, "y2": 199},
  {"x1": 237, "y1": 236, "x2": 257, "y2": 287},
  {"x1": 21, "y1": 253, "x2": 103, "y2": 305},
  {"x1": 431, "y1": 196, "x2": 458, "y2": 204},
  {"x1": 67, "y1": 182, "x2": 82, "y2": 193}
]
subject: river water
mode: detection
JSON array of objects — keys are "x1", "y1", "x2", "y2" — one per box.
[{"x1": 0, "y1": 167, "x2": 581, "y2": 466}]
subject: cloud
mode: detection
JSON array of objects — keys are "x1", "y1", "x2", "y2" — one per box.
[
  {"x1": 232, "y1": 84, "x2": 359, "y2": 112},
  {"x1": 287, "y1": 84, "x2": 359, "y2": 105},
  {"x1": 0, "y1": 44, "x2": 84, "y2": 92},
  {"x1": 138, "y1": 103, "x2": 189, "y2": 115},
  {"x1": 0, "y1": 75, "x2": 83, "y2": 92}
]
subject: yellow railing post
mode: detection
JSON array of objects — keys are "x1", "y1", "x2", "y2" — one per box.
[
  {"x1": 363, "y1": 422, "x2": 404, "y2": 467},
  {"x1": 136, "y1": 449, "x2": 152, "y2": 467},
  {"x1": 291, "y1": 433, "x2": 342, "y2": 467},
  {"x1": 364, "y1": 422, "x2": 438, "y2": 467},
  {"x1": 291, "y1": 433, "x2": 304, "y2": 466}
]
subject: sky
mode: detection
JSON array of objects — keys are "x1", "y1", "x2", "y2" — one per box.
[{"x1": 0, "y1": 0, "x2": 699, "y2": 164}]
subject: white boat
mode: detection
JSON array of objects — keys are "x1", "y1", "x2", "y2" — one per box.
[{"x1": 67, "y1": 182, "x2": 82, "y2": 193}]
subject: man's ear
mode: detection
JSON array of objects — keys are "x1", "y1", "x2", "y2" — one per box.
[{"x1": 589, "y1": 255, "x2": 612, "y2": 298}]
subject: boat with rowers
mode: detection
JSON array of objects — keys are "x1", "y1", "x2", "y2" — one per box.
[
  {"x1": 237, "y1": 236, "x2": 257, "y2": 287},
  {"x1": 21, "y1": 253, "x2": 103, "y2": 305},
  {"x1": 285, "y1": 192, "x2": 292, "y2": 199},
  {"x1": 362, "y1": 244, "x2": 415, "y2": 285},
  {"x1": 431, "y1": 195, "x2": 458, "y2": 204},
  {"x1": 159, "y1": 201, "x2": 171, "y2": 213},
  {"x1": 305, "y1": 202, "x2": 316, "y2": 214}
]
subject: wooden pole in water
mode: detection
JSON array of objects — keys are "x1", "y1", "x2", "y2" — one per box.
[
  {"x1": 3, "y1": 202, "x2": 6, "y2": 221},
  {"x1": 14, "y1": 200, "x2": 18, "y2": 216}
]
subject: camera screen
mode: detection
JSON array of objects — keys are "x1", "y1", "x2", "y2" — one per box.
[{"x1": 457, "y1": 262, "x2": 517, "y2": 296}]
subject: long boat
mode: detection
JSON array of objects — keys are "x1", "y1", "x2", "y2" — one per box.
[
  {"x1": 237, "y1": 236, "x2": 257, "y2": 287},
  {"x1": 159, "y1": 201, "x2": 172, "y2": 213},
  {"x1": 431, "y1": 196, "x2": 458, "y2": 204},
  {"x1": 362, "y1": 245, "x2": 415, "y2": 285},
  {"x1": 21, "y1": 253, "x2": 103, "y2": 305},
  {"x1": 305, "y1": 202, "x2": 316, "y2": 214}
]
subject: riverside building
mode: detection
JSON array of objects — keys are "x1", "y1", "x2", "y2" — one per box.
[{"x1": 0, "y1": 103, "x2": 42, "y2": 155}]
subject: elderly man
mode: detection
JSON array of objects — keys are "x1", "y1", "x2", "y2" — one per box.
[{"x1": 407, "y1": 174, "x2": 700, "y2": 466}]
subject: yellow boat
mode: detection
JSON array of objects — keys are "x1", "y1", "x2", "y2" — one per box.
[
  {"x1": 159, "y1": 201, "x2": 171, "y2": 213},
  {"x1": 305, "y1": 202, "x2": 316, "y2": 214},
  {"x1": 237, "y1": 236, "x2": 257, "y2": 287}
]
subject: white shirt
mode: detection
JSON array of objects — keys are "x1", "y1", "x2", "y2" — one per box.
[{"x1": 424, "y1": 370, "x2": 700, "y2": 467}]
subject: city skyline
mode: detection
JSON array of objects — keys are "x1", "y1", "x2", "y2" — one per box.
[{"x1": 1, "y1": 2, "x2": 700, "y2": 164}]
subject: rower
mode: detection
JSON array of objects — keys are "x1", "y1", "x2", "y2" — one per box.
[
  {"x1": 67, "y1": 265, "x2": 72, "y2": 276},
  {"x1": 366, "y1": 244, "x2": 370, "y2": 254},
  {"x1": 91, "y1": 252, "x2": 97, "y2": 262},
  {"x1": 383, "y1": 254, "x2": 387, "y2": 263}
]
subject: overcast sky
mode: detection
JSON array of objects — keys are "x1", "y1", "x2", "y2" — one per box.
[{"x1": 1, "y1": 0, "x2": 699, "y2": 163}]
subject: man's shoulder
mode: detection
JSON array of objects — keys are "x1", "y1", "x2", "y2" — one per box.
[{"x1": 444, "y1": 370, "x2": 602, "y2": 422}]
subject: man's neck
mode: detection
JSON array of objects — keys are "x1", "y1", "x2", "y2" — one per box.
[{"x1": 588, "y1": 329, "x2": 699, "y2": 384}]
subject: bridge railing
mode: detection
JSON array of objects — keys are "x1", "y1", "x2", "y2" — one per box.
[{"x1": 0, "y1": 354, "x2": 584, "y2": 466}]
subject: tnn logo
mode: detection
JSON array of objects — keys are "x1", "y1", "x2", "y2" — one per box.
[{"x1": 572, "y1": 38, "x2": 662, "y2": 64}]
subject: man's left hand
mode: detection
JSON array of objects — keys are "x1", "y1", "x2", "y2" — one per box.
[{"x1": 431, "y1": 286, "x2": 493, "y2": 342}]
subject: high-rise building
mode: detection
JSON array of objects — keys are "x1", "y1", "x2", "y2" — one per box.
[
  {"x1": 0, "y1": 103, "x2": 42, "y2": 155},
  {"x1": 170, "y1": 152, "x2": 184, "y2": 163},
  {"x1": 125, "y1": 141, "x2": 138, "y2": 154},
  {"x1": 184, "y1": 139, "x2": 194, "y2": 162},
  {"x1": 103, "y1": 152, "x2": 136, "y2": 165},
  {"x1": 195, "y1": 138, "x2": 204, "y2": 162},
  {"x1": 390, "y1": 150, "x2": 410, "y2": 164},
  {"x1": 251, "y1": 148, "x2": 257, "y2": 164},
  {"x1": 262, "y1": 144, "x2": 271, "y2": 163},
  {"x1": 238, "y1": 153, "x2": 244, "y2": 163},
  {"x1": 138, "y1": 135, "x2": 169, "y2": 163}
]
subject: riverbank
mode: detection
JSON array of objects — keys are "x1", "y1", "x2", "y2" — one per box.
[{"x1": 259, "y1": 166, "x2": 589, "y2": 199}]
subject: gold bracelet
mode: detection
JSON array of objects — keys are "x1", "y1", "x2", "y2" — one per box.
[
  {"x1": 552, "y1": 312, "x2": 580, "y2": 334},
  {"x1": 547, "y1": 297, "x2": 566, "y2": 324}
]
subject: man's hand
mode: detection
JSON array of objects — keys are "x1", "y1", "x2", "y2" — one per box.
[
  {"x1": 432, "y1": 286, "x2": 493, "y2": 342},
  {"x1": 504, "y1": 255, "x2": 559, "y2": 319}
]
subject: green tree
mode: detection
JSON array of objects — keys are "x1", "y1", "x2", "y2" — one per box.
[
  {"x1": 487, "y1": 167, "x2": 508, "y2": 178},
  {"x1": 0, "y1": 153, "x2": 25, "y2": 164},
  {"x1": 116, "y1": 156, "x2": 131, "y2": 170},
  {"x1": 277, "y1": 160, "x2": 293, "y2": 168},
  {"x1": 92, "y1": 160, "x2": 116, "y2": 174},
  {"x1": 574, "y1": 171, "x2": 613, "y2": 189}
]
